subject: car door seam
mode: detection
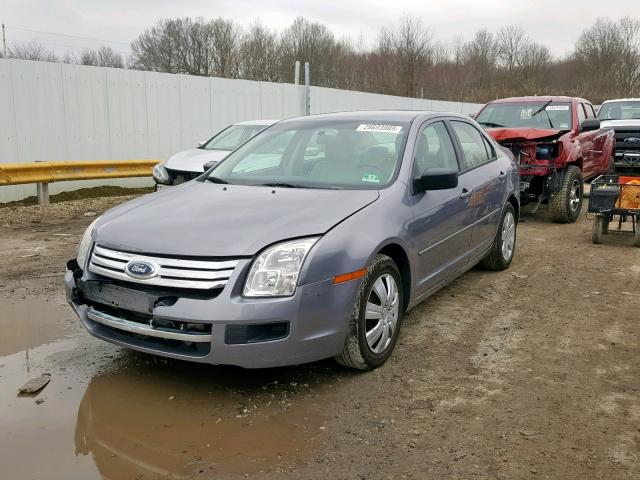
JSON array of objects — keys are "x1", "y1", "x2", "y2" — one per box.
[{"x1": 417, "y1": 207, "x2": 502, "y2": 256}]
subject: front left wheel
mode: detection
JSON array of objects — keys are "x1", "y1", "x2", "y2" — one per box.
[{"x1": 336, "y1": 254, "x2": 403, "y2": 371}]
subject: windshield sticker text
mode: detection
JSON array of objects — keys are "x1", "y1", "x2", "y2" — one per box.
[
  {"x1": 357, "y1": 124, "x2": 402, "y2": 134},
  {"x1": 546, "y1": 105, "x2": 569, "y2": 111}
]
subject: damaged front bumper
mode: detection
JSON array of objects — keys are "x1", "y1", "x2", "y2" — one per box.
[{"x1": 65, "y1": 259, "x2": 358, "y2": 368}]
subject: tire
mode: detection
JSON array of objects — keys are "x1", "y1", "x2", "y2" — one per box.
[
  {"x1": 592, "y1": 215, "x2": 605, "y2": 244},
  {"x1": 635, "y1": 218, "x2": 640, "y2": 248},
  {"x1": 335, "y1": 254, "x2": 403, "y2": 371},
  {"x1": 480, "y1": 203, "x2": 517, "y2": 271},
  {"x1": 549, "y1": 166, "x2": 583, "y2": 223}
]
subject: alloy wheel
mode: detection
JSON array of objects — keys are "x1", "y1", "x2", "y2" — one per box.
[{"x1": 365, "y1": 274, "x2": 399, "y2": 354}]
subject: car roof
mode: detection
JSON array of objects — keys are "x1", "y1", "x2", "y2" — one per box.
[
  {"x1": 233, "y1": 119, "x2": 279, "y2": 126},
  {"x1": 278, "y1": 110, "x2": 470, "y2": 124},
  {"x1": 488, "y1": 96, "x2": 588, "y2": 104},
  {"x1": 600, "y1": 98, "x2": 640, "y2": 104}
]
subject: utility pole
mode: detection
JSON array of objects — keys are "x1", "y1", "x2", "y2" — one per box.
[
  {"x1": 294, "y1": 60, "x2": 300, "y2": 85},
  {"x1": 304, "y1": 61, "x2": 310, "y2": 116},
  {"x1": 2, "y1": 24, "x2": 6, "y2": 58}
]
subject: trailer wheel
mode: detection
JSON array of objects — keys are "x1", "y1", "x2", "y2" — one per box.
[
  {"x1": 549, "y1": 166, "x2": 583, "y2": 223},
  {"x1": 592, "y1": 215, "x2": 605, "y2": 244}
]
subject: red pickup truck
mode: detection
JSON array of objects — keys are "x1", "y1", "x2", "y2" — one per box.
[{"x1": 476, "y1": 96, "x2": 615, "y2": 222}]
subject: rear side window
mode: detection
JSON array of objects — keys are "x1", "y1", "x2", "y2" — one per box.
[
  {"x1": 450, "y1": 121, "x2": 492, "y2": 169},
  {"x1": 413, "y1": 121, "x2": 458, "y2": 176},
  {"x1": 577, "y1": 104, "x2": 587, "y2": 126}
]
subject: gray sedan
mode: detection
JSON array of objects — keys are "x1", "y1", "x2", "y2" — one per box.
[
  {"x1": 153, "y1": 119, "x2": 277, "y2": 186},
  {"x1": 65, "y1": 111, "x2": 519, "y2": 370}
]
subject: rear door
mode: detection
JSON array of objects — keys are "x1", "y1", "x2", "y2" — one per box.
[
  {"x1": 407, "y1": 120, "x2": 473, "y2": 296},
  {"x1": 576, "y1": 102, "x2": 598, "y2": 179},
  {"x1": 448, "y1": 120, "x2": 504, "y2": 259}
]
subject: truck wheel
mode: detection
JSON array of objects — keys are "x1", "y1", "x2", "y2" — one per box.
[
  {"x1": 481, "y1": 203, "x2": 517, "y2": 271},
  {"x1": 336, "y1": 254, "x2": 403, "y2": 371},
  {"x1": 549, "y1": 166, "x2": 583, "y2": 223},
  {"x1": 592, "y1": 215, "x2": 605, "y2": 244}
]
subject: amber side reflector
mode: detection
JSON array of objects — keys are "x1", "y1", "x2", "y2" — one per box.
[{"x1": 333, "y1": 268, "x2": 367, "y2": 284}]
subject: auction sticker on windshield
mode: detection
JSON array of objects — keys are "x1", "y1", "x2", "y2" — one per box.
[
  {"x1": 356, "y1": 124, "x2": 403, "y2": 133},
  {"x1": 362, "y1": 173, "x2": 381, "y2": 183}
]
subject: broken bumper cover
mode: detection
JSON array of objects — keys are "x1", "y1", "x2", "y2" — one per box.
[{"x1": 64, "y1": 264, "x2": 358, "y2": 368}]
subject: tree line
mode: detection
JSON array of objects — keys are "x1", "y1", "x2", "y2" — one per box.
[{"x1": 2, "y1": 15, "x2": 639, "y2": 104}]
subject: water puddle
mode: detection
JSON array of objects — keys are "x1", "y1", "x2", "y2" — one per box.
[
  {"x1": 0, "y1": 296, "x2": 337, "y2": 479},
  {"x1": 0, "y1": 299, "x2": 70, "y2": 356}
]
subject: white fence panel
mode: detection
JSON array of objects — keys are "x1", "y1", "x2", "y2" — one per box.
[
  {"x1": 0, "y1": 58, "x2": 484, "y2": 202},
  {"x1": 145, "y1": 72, "x2": 183, "y2": 158}
]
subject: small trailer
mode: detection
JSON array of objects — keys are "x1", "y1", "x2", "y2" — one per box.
[{"x1": 589, "y1": 153, "x2": 640, "y2": 246}]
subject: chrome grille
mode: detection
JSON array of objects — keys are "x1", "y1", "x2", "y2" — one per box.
[{"x1": 89, "y1": 245, "x2": 239, "y2": 290}]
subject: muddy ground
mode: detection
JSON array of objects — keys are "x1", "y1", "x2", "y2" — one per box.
[{"x1": 1, "y1": 191, "x2": 639, "y2": 480}]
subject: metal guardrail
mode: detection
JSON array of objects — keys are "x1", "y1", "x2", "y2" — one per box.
[{"x1": 0, "y1": 160, "x2": 158, "y2": 205}]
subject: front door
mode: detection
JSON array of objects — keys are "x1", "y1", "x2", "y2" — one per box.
[{"x1": 407, "y1": 120, "x2": 474, "y2": 297}]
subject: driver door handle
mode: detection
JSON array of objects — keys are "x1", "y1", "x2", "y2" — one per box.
[{"x1": 460, "y1": 188, "x2": 473, "y2": 199}]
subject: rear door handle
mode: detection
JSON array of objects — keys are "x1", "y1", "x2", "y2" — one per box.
[
  {"x1": 460, "y1": 188, "x2": 473, "y2": 199},
  {"x1": 498, "y1": 171, "x2": 507, "y2": 180}
]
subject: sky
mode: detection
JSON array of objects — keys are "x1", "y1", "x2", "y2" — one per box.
[{"x1": 2, "y1": 0, "x2": 640, "y2": 59}]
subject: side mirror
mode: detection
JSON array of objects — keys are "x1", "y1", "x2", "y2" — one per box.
[
  {"x1": 203, "y1": 160, "x2": 219, "y2": 171},
  {"x1": 414, "y1": 168, "x2": 459, "y2": 192},
  {"x1": 581, "y1": 118, "x2": 600, "y2": 132}
]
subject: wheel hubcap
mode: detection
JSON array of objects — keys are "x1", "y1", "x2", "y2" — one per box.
[
  {"x1": 365, "y1": 274, "x2": 399, "y2": 354},
  {"x1": 569, "y1": 179, "x2": 581, "y2": 212},
  {"x1": 501, "y1": 211, "x2": 515, "y2": 261}
]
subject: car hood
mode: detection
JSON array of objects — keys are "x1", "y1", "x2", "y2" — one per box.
[
  {"x1": 600, "y1": 119, "x2": 640, "y2": 129},
  {"x1": 486, "y1": 127, "x2": 569, "y2": 142},
  {"x1": 95, "y1": 182, "x2": 380, "y2": 257},
  {"x1": 164, "y1": 149, "x2": 230, "y2": 173}
]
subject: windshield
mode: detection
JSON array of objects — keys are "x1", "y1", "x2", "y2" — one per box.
[
  {"x1": 202, "y1": 124, "x2": 269, "y2": 151},
  {"x1": 206, "y1": 119, "x2": 410, "y2": 189},
  {"x1": 476, "y1": 102, "x2": 572, "y2": 130},
  {"x1": 598, "y1": 101, "x2": 640, "y2": 121}
]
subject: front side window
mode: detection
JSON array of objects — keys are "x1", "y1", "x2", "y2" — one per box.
[
  {"x1": 598, "y1": 101, "x2": 640, "y2": 120},
  {"x1": 202, "y1": 125, "x2": 267, "y2": 151},
  {"x1": 413, "y1": 121, "x2": 458, "y2": 176},
  {"x1": 577, "y1": 104, "x2": 587, "y2": 126},
  {"x1": 208, "y1": 120, "x2": 410, "y2": 189},
  {"x1": 476, "y1": 102, "x2": 573, "y2": 130},
  {"x1": 450, "y1": 121, "x2": 491, "y2": 169}
]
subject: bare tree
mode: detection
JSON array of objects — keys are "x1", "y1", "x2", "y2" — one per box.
[
  {"x1": 79, "y1": 46, "x2": 124, "y2": 68},
  {"x1": 8, "y1": 41, "x2": 58, "y2": 62},
  {"x1": 239, "y1": 22, "x2": 280, "y2": 81}
]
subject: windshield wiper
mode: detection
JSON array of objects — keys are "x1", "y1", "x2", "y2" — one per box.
[
  {"x1": 258, "y1": 182, "x2": 340, "y2": 190},
  {"x1": 530, "y1": 100, "x2": 554, "y2": 128},
  {"x1": 206, "y1": 176, "x2": 229, "y2": 184},
  {"x1": 258, "y1": 182, "x2": 312, "y2": 189},
  {"x1": 478, "y1": 121, "x2": 505, "y2": 128}
]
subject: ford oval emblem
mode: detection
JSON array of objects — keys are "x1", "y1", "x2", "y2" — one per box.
[
  {"x1": 125, "y1": 260, "x2": 158, "y2": 279},
  {"x1": 624, "y1": 137, "x2": 640, "y2": 143}
]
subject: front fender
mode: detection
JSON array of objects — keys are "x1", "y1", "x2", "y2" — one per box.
[{"x1": 299, "y1": 184, "x2": 414, "y2": 289}]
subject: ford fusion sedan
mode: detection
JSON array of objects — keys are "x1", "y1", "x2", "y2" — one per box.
[
  {"x1": 152, "y1": 119, "x2": 277, "y2": 187},
  {"x1": 65, "y1": 111, "x2": 520, "y2": 370}
]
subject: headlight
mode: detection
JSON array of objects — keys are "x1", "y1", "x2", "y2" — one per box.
[
  {"x1": 76, "y1": 219, "x2": 98, "y2": 269},
  {"x1": 243, "y1": 237, "x2": 319, "y2": 297},
  {"x1": 153, "y1": 162, "x2": 171, "y2": 185}
]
